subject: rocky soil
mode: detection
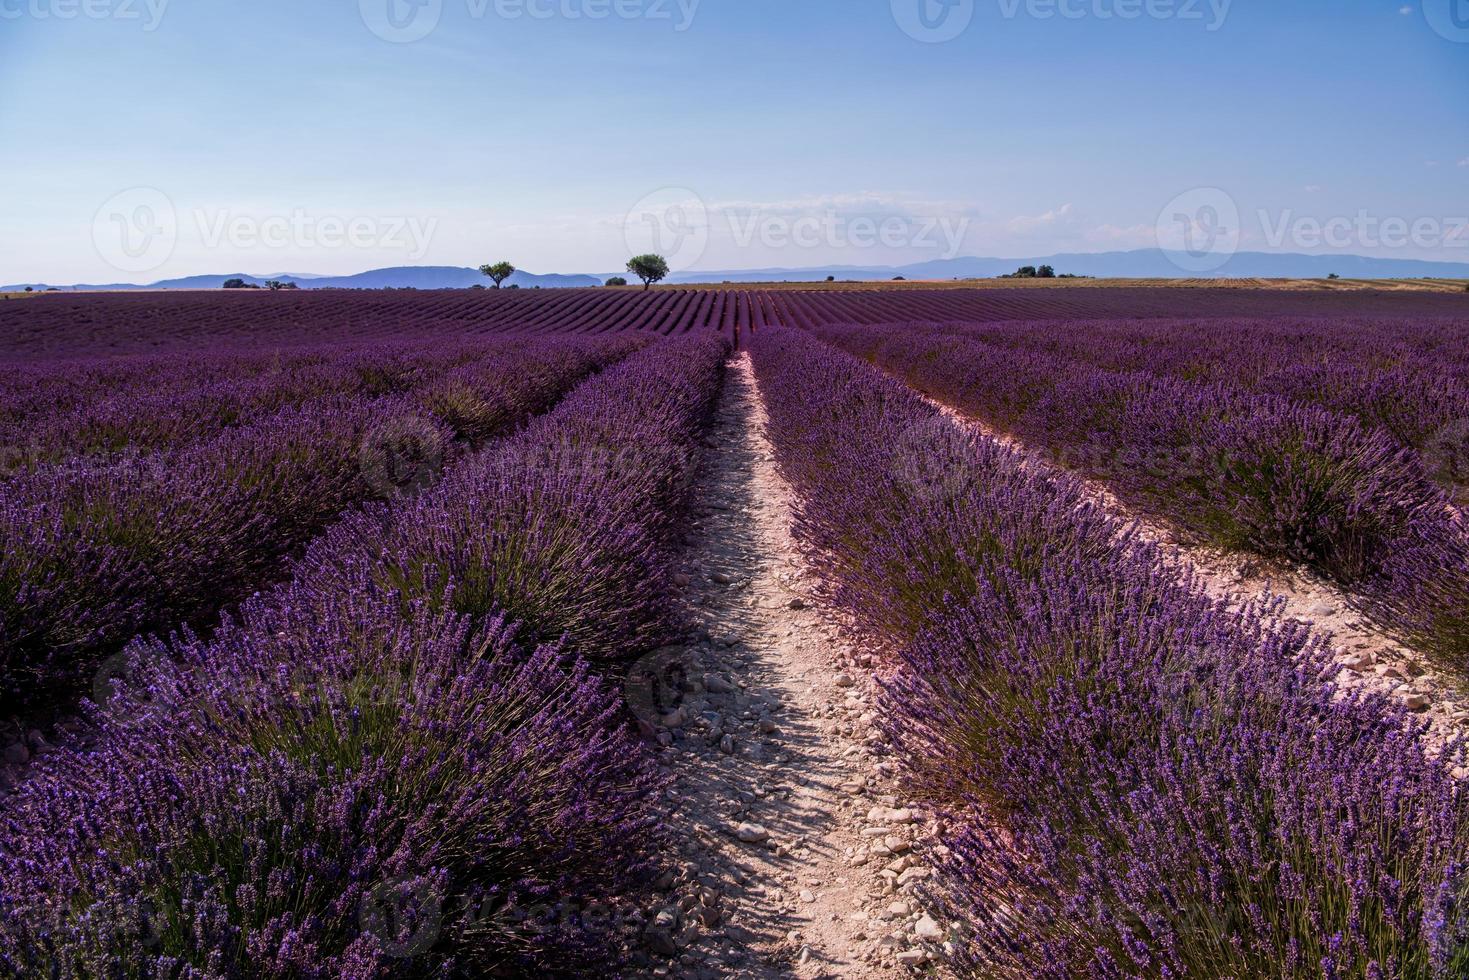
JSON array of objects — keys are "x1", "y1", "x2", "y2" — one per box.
[{"x1": 626, "y1": 356, "x2": 955, "y2": 978}]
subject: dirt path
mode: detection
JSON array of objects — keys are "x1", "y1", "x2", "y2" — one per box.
[
  {"x1": 628, "y1": 355, "x2": 950, "y2": 978},
  {"x1": 922, "y1": 395, "x2": 1469, "y2": 762}
]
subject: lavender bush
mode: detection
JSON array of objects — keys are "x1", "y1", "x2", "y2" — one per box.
[
  {"x1": 297, "y1": 333, "x2": 726, "y2": 658},
  {"x1": 0, "y1": 338, "x2": 630, "y2": 711},
  {"x1": 828, "y1": 324, "x2": 1469, "y2": 670},
  {"x1": 0, "y1": 335, "x2": 728, "y2": 975},
  {"x1": 750, "y1": 326, "x2": 1469, "y2": 978}
]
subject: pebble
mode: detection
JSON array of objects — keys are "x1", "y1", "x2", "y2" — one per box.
[
  {"x1": 3, "y1": 743, "x2": 29, "y2": 766},
  {"x1": 834, "y1": 673, "x2": 856, "y2": 688},
  {"x1": 1403, "y1": 692, "x2": 1431, "y2": 712},
  {"x1": 734, "y1": 823, "x2": 769, "y2": 844},
  {"x1": 788, "y1": 597, "x2": 807, "y2": 610},
  {"x1": 705, "y1": 673, "x2": 735, "y2": 694},
  {"x1": 710, "y1": 572, "x2": 734, "y2": 585},
  {"x1": 914, "y1": 915, "x2": 942, "y2": 940},
  {"x1": 896, "y1": 948, "x2": 928, "y2": 966},
  {"x1": 800, "y1": 890, "x2": 816, "y2": 903}
]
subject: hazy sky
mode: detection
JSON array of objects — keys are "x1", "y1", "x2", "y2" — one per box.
[{"x1": 1, "y1": 0, "x2": 1466, "y2": 282}]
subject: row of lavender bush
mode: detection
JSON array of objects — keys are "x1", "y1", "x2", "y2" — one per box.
[
  {"x1": 0, "y1": 337, "x2": 637, "y2": 711},
  {"x1": 0, "y1": 334, "x2": 727, "y2": 976},
  {"x1": 749, "y1": 326, "x2": 1469, "y2": 978},
  {"x1": 0, "y1": 340, "x2": 496, "y2": 469},
  {"x1": 825, "y1": 324, "x2": 1469, "y2": 670},
  {"x1": 922, "y1": 317, "x2": 1469, "y2": 479}
]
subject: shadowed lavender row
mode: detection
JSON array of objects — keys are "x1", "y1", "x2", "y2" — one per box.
[
  {"x1": 0, "y1": 337, "x2": 639, "y2": 713},
  {"x1": 0, "y1": 334, "x2": 728, "y2": 976},
  {"x1": 826, "y1": 324, "x2": 1469, "y2": 671},
  {"x1": 749, "y1": 326, "x2": 1469, "y2": 978}
]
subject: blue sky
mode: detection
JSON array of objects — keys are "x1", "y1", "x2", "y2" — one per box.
[{"x1": 1, "y1": 0, "x2": 1466, "y2": 281}]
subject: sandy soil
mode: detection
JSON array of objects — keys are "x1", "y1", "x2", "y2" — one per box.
[{"x1": 627, "y1": 356, "x2": 952, "y2": 978}]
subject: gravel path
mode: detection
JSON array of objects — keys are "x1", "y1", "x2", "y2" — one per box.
[{"x1": 628, "y1": 355, "x2": 951, "y2": 978}]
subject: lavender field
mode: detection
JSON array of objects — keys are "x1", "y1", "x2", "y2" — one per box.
[{"x1": 0, "y1": 287, "x2": 1466, "y2": 978}]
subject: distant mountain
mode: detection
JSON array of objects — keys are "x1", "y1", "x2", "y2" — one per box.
[
  {"x1": 5, "y1": 266, "x2": 602, "y2": 292},
  {"x1": 8, "y1": 252, "x2": 1467, "y2": 294},
  {"x1": 660, "y1": 250, "x2": 1469, "y2": 283}
]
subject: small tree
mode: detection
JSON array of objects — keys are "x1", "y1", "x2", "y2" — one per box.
[
  {"x1": 826, "y1": 275, "x2": 836, "y2": 282},
  {"x1": 23, "y1": 286, "x2": 33, "y2": 293},
  {"x1": 1328, "y1": 273, "x2": 1340, "y2": 280},
  {"x1": 1036, "y1": 265, "x2": 1056, "y2": 279},
  {"x1": 626, "y1": 255, "x2": 669, "y2": 291},
  {"x1": 223, "y1": 278, "x2": 247, "y2": 289},
  {"x1": 605, "y1": 276, "x2": 628, "y2": 287},
  {"x1": 479, "y1": 262, "x2": 516, "y2": 289}
]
